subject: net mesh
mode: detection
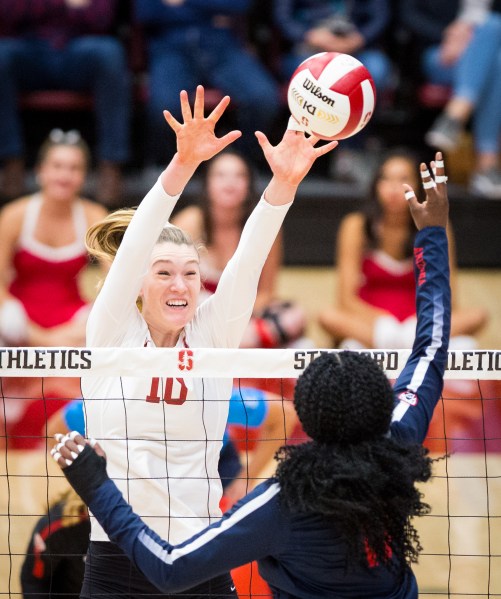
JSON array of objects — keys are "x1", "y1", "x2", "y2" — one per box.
[{"x1": 1, "y1": 347, "x2": 501, "y2": 598}]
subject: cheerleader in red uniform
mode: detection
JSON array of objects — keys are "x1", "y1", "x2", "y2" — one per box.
[
  {"x1": 0, "y1": 130, "x2": 107, "y2": 448},
  {"x1": 318, "y1": 147, "x2": 487, "y2": 350}
]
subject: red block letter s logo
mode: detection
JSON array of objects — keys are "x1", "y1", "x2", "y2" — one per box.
[{"x1": 178, "y1": 349, "x2": 193, "y2": 371}]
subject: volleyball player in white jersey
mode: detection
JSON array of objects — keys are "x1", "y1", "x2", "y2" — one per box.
[{"x1": 79, "y1": 85, "x2": 338, "y2": 598}]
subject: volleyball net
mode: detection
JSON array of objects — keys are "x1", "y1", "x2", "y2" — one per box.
[{"x1": 1, "y1": 347, "x2": 501, "y2": 598}]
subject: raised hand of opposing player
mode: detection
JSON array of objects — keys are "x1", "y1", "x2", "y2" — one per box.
[
  {"x1": 51, "y1": 431, "x2": 106, "y2": 468},
  {"x1": 51, "y1": 431, "x2": 109, "y2": 506},
  {"x1": 163, "y1": 85, "x2": 241, "y2": 167},
  {"x1": 403, "y1": 151, "x2": 449, "y2": 231}
]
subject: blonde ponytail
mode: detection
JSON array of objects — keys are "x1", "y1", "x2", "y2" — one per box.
[{"x1": 85, "y1": 209, "x2": 201, "y2": 264}]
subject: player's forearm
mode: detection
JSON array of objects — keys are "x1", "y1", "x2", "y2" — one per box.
[
  {"x1": 391, "y1": 226, "x2": 451, "y2": 443},
  {"x1": 411, "y1": 226, "x2": 451, "y2": 361},
  {"x1": 62, "y1": 447, "x2": 151, "y2": 567},
  {"x1": 263, "y1": 177, "x2": 299, "y2": 206},
  {"x1": 160, "y1": 153, "x2": 199, "y2": 197},
  {"x1": 213, "y1": 198, "x2": 291, "y2": 344}
]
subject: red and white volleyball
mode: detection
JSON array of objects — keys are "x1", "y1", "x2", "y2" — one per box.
[{"x1": 287, "y1": 52, "x2": 376, "y2": 140}]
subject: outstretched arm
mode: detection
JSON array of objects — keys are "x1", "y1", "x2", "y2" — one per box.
[
  {"x1": 87, "y1": 86, "x2": 241, "y2": 346},
  {"x1": 52, "y1": 434, "x2": 283, "y2": 594},
  {"x1": 198, "y1": 128, "x2": 338, "y2": 347},
  {"x1": 391, "y1": 152, "x2": 451, "y2": 444}
]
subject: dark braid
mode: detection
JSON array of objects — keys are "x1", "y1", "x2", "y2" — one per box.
[
  {"x1": 276, "y1": 352, "x2": 433, "y2": 573},
  {"x1": 294, "y1": 351, "x2": 394, "y2": 445}
]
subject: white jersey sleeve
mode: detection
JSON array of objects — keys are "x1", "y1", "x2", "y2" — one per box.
[
  {"x1": 86, "y1": 178, "x2": 180, "y2": 347},
  {"x1": 191, "y1": 197, "x2": 292, "y2": 348}
]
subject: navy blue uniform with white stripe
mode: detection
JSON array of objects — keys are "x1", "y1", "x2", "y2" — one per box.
[{"x1": 71, "y1": 226, "x2": 451, "y2": 598}]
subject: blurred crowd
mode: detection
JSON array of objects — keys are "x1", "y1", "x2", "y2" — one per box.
[{"x1": 1, "y1": 0, "x2": 501, "y2": 204}]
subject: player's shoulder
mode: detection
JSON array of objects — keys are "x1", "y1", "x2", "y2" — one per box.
[
  {"x1": 249, "y1": 479, "x2": 281, "y2": 502},
  {"x1": 226, "y1": 479, "x2": 282, "y2": 522},
  {"x1": 0, "y1": 197, "x2": 34, "y2": 247},
  {"x1": 337, "y1": 212, "x2": 367, "y2": 257},
  {"x1": 0, "y1": 195, "x2": 31, "y2": 226},
  {"x1": 80, "y1": 198, "x2": 108, "y2": 224},
  {"x1": 339, "y1": 211, "x2": 366, "y2": 237}
]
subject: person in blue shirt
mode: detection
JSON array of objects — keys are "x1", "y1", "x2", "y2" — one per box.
[
  {"x1": 273, "y1": 0, "x2": 392, "y2": 86},
  {"x1": 273, "y1": 0, "x2": 393, "y2": 185},
  {"x1": 134, "y1": 0, "x2": 280, "y2": 168},
  {"x1": 52, "y1": 151, "x2": 450, "y2": 599}
]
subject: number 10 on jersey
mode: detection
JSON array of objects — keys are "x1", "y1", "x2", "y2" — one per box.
[{"x1": 146, "y1": 377, "x2": 188, "y2": 405}]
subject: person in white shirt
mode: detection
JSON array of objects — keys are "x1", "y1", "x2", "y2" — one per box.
[{"x1": 79, "y1": 85, "x2": 338, "y2": 599}]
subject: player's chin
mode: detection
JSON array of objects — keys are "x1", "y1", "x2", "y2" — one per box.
[{"x1": 163, "y1": 305, "x2": 195, "y2": 327}]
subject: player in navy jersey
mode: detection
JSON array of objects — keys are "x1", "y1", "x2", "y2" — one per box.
[{"x1": 52, "y1": 156, "x2": 449, "y2": 599}]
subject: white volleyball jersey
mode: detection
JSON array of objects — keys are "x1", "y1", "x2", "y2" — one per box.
[{"x1": 81, "y1": 177, "x2": 291, "y2": 544}]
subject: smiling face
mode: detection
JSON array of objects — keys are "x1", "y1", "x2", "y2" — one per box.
[
  {"x1": 37, "y1": 145, "x2": 87, "y2": 201},
  {"x1": 139, "y1": 242, "x2": 201, "y2": 345},
  {"x1": 375, "y1": 156, "x2": 419, "y2": 217}
]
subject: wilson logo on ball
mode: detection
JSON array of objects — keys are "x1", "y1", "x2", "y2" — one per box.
[
  {"x1": 287, "y1": 51, "x2": 376, "y2": 140},
  {"x1": 290, "y1": 86, "x2": 340, "y2": 124}
]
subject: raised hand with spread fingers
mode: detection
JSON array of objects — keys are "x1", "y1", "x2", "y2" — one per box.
[{"x1": 403, "y1": 151, "x2": 449, "y2": 231}]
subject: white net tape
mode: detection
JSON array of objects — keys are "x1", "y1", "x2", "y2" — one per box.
[{"x1": 1, "y1": 347, "x2": 500, "y2": 379}]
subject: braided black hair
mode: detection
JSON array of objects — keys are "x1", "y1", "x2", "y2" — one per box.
[{"x1": 276, "y1": 352, "x2": 433, "y2": 573}]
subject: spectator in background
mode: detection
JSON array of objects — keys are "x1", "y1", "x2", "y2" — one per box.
[
  {"x1": 0, "y1": 130, "x2": 107, "y2": 450},
  {"x1": 172, "y1": 150, "x2": 309, "y2": 349},
  {"x1": 317, "y1": 147, "x2": 488, "y2": 349},
  {"x1": 0, "y1": 130, "x2": 107, "y2": 349},
  {"x1": 133, "y1": 0, "x2": 281, "y2": 169},
  {"x1": 400, "y1": 0, "x2": 501, "y2": 198},
  {"x1": 0, "y1": 0, "x2": 131, "y2": 206},
  {"x1": 273, "y1": 0, "x2": 393, "y2": 185}
]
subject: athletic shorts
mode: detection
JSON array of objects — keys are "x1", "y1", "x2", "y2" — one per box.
[{"x1": 81, "y1": 541, "x2": 237, "y2": 599}]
